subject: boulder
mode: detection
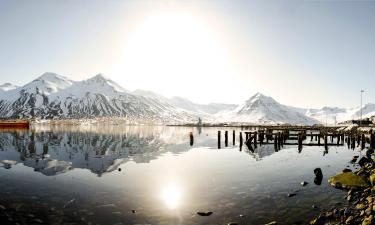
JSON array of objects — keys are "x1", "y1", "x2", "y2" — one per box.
[{"x1": 328, "y1": 172, "x2": 369, "y2": 189}]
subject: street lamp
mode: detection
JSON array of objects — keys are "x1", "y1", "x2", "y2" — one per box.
[{"x1": 360, "y1": 90, "x2": 364, "y2": 126}]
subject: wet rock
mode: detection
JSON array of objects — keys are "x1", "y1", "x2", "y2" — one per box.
[
  {"x1": 131, "y1": 210, "x2": 137, "y2": 213},
  {"x1": 301, "y1": 181, "x2": 308, "y2": 186},
  {"x1": 366, "y1": 148, "x2": 374, "y2": 158},
  {"x1": 343, "y1": 168, "x2": 352, "y2": 173},
  {"x1": 287, "y1": 193, "x2": 297, "y2": 197},
  {"x1": 314, "y1": 168, "x2": 323, "y2": 185},
  {"x1": 345, "y1": 216, "x2": 354, "y2": 224},
  {"x1": 118, "y1": 168, "x2": 121, "y2": 172},
  {"x1": 358, "y1": 157, "x2": 371, "y2": 167},
  {"x1": 265, "y1": 221, "x2": 277, "y2": 225},
  {"x1": 365, "y1": 207, "x2": 372, "y2": 215},
  {"x1": 197, "y1": 211, "x2": 213, "y2": 216},
  {"x1": 312, "y1": 204, "x2": 318, "y2": 209},
  {"x1": 362, "y1": 215, "x2": 373, "y2": 225},
  {"x1": 328, "y1": 172, "x2": 369, "y2": 189},
  {"x1": 227, "y1": 222, "x2": 238, "y2": 225},
  {"x1": 356, "y1": 203, "x2": 366, "y2": 210}
]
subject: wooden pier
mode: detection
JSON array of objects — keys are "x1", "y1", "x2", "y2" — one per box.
[{"x1": 217, "y1": 125, "x2": 375, "y2": 151}]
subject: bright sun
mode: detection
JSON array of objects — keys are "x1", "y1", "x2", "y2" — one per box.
[
  {"x1": 161, "y1": 182, "x2": 183, "y2": 210},
  {"x1": 112, "y1": 11, "x2": 231, "y2": 102}
]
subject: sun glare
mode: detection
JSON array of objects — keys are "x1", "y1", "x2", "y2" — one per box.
[
  {"x1": 112, "y1": 11, "x2": 231, "y2": 101},
  {"x1": 161, "y1": 182, "x2": 183, "y2": 210}
]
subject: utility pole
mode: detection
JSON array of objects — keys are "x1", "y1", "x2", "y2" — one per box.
[{"x1": 360, "y1": 89, "x2": 364, "y2": 126}]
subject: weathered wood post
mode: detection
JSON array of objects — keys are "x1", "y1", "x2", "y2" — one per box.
[
  {"x1": 218, "y1": 131, "x2": 221, "y2": 149},
  {"x1": 330, "y1": 134, "x2": 333, "y2": 143},
  {"x1": 225, "y1": 131, "x2": 228, "y2": 147},
  {"x1": 324, "y1": 135, "x2": 328, "y2": 149},
  {"x1": 254, "y1": 132, "x2": 258, "y2": 148},
  {"x1": 361, "y1": 133, "x2": 365, "y2": 150},
  {"x1": 351, "y1": 136, "x2": 356, "y2": 149},
  {"x1": 239, "y1": 132, "x2": 243, "y2": 147},
  {"x1": 318, "y1": 134, "x2": 321, "y2": 146},
  {"x1": 233, "y1": 130, "x2": 235, "y2": 146},
  {"x1": 278, "y1": 132, "x2": 282, "y2": 149},
  {"x1": 189, "y1": 132, "x2": 194, "y2": 146},
  {"x1": 274, "y1": 133, "x2": 278, "y2": 150},
  {"x1": 371, "y1": 133, "x2": 375, "y2": 149},
  {"x1": 336, "y1": 134, "x2": 340, "y2": 146},
  {"x1": 245, "y1": 132, "x2": 249, "y2": 141},
  {"x1": 310, "y1": 132, "x2": 313, "y2": 141},
  {"x1": 347, "y1": 135, "x2": 351, "y2": 149}
]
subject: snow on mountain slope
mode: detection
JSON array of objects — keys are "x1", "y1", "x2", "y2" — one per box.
[
  {"x1": 217, "y1": 93, "x2": 319, "y2": 125},
  {"x1": 0, "y1": 73, "x2": 196, "y2": 122},
  {"x1": 134, "y1": 89, "x2": 237, "y2": 114},
  {"x1": 0, "y1": 83, "x2": 18, "y2": 92}
]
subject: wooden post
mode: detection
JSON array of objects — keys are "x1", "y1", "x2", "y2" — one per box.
[
  {"x1": 254, "y1": 132, "x2": 258, "y2": 148},
  {"x1": 239, "y1": 132, "x2": 243, "y2": 146},
  {"x1": 336, "y1": 134, "x2": 340, "y2": 146},
  {"x1": 310, "y1": 132, "x2": 313, "y2": 141},
  {"x1": 274, "y1": 133, "x2": 278, "y2": 151},
  {"x1": 324, "y1": 135, "x2": 328, "y2": 149},
  {"x1": 225, "y1": 131, "x2": 228, "y2": 147},
  {"x1": 189, "y1": 132, "x2": 194, "y2": 146},
  {"x1": 318, "y1": 134, "x2": 321, "y2": 146},
  {"x1": 361, "y1": 133, "x2": 365, "y2": 150},
  {"x1": 232, "y1": 130, "x2": 235, "y2": 146},
  {"x1": 218, "y1": 131, "x2": 221, "y2": 149},
  {"x1": 371, "y1": 133, "x2": 375, "y2": 149},
  {"x1": 278, "y1": 132, "x2": 282, "y2": 149}
]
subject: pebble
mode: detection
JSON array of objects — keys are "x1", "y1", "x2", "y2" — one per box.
[{"x1": 197, "y1": 211, "x2": 213, "y2": 216}]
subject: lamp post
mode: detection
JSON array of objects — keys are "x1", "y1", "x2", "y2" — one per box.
[{"x1": 360, "y1": 90, "x2": 364, "y2": 126}]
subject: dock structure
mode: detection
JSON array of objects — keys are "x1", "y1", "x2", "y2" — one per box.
[
  {"x1": 217, "y1": 125, "x2": 375, "y2": 151},
  {"x1": 0, "y1": 120, "x2": 30, "y2": 129}
]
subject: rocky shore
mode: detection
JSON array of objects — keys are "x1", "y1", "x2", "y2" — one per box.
[{"x1": 310, "y1": 149, "x2": 375, "y2": 225}]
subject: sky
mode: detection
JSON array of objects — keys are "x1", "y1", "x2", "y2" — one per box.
[{"x1": 0, "y1": 0, "x2": 374, "y2": 108}]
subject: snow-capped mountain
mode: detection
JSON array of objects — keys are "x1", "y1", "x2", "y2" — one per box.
[
  {"x1": 133, "y1": 89, "x2": 237, "y2": 114},
  {"x1": 217, "y1": 93, "x2": 319, "y2": 125},
  {"x1": 0, "y1": 73, "x2": 196, "y2": 122}
]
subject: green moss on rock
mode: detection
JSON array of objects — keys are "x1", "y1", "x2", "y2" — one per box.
[{"x1": 328, "y1": 172, "x2": 369, "y2": 189}]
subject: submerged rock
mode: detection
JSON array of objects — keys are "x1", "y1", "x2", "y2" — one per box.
[
  {"x1": 328, "y1": 172, "x2": 369, "y2": 189},
  {"x1": 197, "y1": 211, "x2": 213, "y2": 216}
]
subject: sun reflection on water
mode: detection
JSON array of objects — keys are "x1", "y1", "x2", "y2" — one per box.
[{"x1": 161, "y1": 182, "x2": 183, "y2": 210}]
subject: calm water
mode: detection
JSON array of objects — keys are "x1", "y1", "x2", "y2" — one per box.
[{"x1": 0, "y1": 125, "x2": 360, "y2": 225}]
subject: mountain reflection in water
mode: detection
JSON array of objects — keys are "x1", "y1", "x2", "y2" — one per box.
[{"x1": 0, "y1": 125, "x2": 359, "y2": 225}]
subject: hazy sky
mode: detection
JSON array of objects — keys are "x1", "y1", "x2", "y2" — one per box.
[{"x1": 0, "y1": 0, "x2": 374, "y2": 108}]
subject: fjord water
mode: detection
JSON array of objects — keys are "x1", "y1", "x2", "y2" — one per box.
[{"x1": 0, "y1": 126, "x2": 358, "y2": 225}]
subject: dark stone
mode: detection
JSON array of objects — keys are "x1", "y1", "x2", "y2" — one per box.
[
  {"x1": 314, "y1": 168, "x2": 323, "y2": 185},
  {"x1": 343, "y1": 168, "x2": 352, "y2": 173},
  {"x1": 131, "y1": 210, "x2": 137, "y2": 213},
  {"x1": 358, "y1": 157, "x2": 371, "y2": 167},
  {"x1": 288, "y1": 193, "x2": 297, "y2": 197},
  {"x1": 366, "y1": 148, "x2": 374, "y2": 158},
  {"x1": 118, "y1": 168, "x2": 121, "y2": 172},
  {"x1": 301, "y1": 181, "x2": 308, "y2": 186},
  {"x1": 197, "y1": 211, "x2": 213, "y2": 216}
]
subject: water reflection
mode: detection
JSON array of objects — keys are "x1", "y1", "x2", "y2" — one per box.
[
  {"x1": 161, "y1": 182, "x2": 183, "y2": 210},
  {"x1": 0, "y1": 126, "x2": 204, "y2": 176}
]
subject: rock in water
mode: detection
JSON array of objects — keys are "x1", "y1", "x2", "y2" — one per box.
[
  {"x1": 328, "y1": 172, "x2": 369, "y2": 189},
  {"x1": 358, "y1": 157, "x2": 371, "y2": 167},
  {"x1": 287, "y1": 193, "x2": 297, "y2": 197},
  {"x1": 314, "y1": 168, "x2": 323, "y2": 185},
  {"x1": 197, "y1": 211, "x2": 213, "y2": 216},
  {"x1": 301, "y1": 181, "x2": 308, "y2": 186}
]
